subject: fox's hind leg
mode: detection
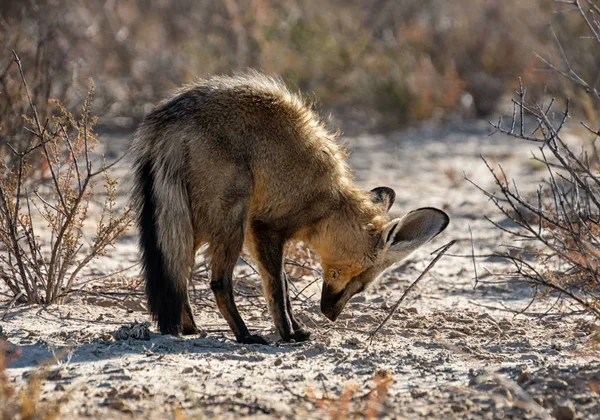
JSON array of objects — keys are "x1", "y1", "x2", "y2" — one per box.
[
  {"x1": 249, "y1": 221, "x2": 310, "y2": 342},
  {"x1": 180, "y1": 250, "x2": 200, "y2": 335}
]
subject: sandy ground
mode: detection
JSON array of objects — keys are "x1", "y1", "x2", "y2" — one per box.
[{"x1": 2, "y1": 120, "x2": 599, "y2": 419}]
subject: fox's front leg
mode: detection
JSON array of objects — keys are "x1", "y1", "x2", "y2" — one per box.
[
  {"x1": 283, "y1": 272, "x2": 311, "y2": 341},
  {"x1": 209, "y1": 207, "x2": 268, "y2": 345},
  {"x1": 251, "y1": 222, "x2": 310, "y2": 342}
]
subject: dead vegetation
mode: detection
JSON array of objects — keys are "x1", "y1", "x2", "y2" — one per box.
[
  {"x1": 0, "y1": 53, "x2": 132, "y2": 304},
  {"x1": 1, "y1": 0, "x2": 596, "y2": 134},
  {"x1": 302, "y1": 370, "x2": 393, "y2": 419},
  {"x1": 472, "y1": 0, "x2": 600, "y2": 319},
  {"x1": 0, "y1": 340, "x2": 65, "y2": 420}
]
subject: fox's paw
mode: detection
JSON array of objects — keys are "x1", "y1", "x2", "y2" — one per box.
[
  {"x1": 279, "y1": 328, "x2": 311, "y2": 343},
  {"x1": 292, "y1": 328, "x2": 311, "y2": 342},
  {"x1": 182, "y1": 326, "x2": 206, "y2": 337},
  {"x1": 240, "y1": 334, "x2": 270, "y2": 345}
]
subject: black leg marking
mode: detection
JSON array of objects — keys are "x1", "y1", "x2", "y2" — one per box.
[
  {"x1": 209, "y1": 207, "x2": 268, "y2": 345},
  {"x1": 251, "y1": 221, "x2": 309, "y2": 342},
  {"x1": 284, "y1": 273, "x2": 311, "y2": 342}
]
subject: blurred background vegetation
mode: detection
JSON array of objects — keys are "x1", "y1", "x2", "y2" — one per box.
[{"x1": 0, "y1": 0, "x2": 598, "y2": 137}]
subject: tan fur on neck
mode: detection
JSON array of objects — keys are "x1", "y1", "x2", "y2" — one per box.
[{"x1": 300, "y1": 187, "x2": 389, "y2": 269}]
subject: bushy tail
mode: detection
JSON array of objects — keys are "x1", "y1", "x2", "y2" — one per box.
[{"x1": 131, "y1": 131, "x2": 194, "y2": 335}]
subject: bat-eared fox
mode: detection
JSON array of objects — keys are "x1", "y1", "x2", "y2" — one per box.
[{"x1": 130, "y1": 72, "x2": 449, "y2": 344}]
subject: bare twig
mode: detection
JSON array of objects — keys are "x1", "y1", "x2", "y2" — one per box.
[
  {"x1": 367, "y1": 239, "x2": 457, "y2": 343},
  {"x1": 469, "y1": 224, "x2": 479, "y2": 289}
]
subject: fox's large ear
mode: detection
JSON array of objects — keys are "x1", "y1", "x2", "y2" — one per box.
[
  {"x1": 380, "y1": 207, "x2": 449, "y2": 254},
  {"x1": 370, "y1": 187, "x2": 396, "y2": 212}
]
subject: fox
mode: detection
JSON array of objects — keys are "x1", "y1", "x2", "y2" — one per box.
[{"x1": 130, "y1": 72, "x2": 449, "y2": 345}]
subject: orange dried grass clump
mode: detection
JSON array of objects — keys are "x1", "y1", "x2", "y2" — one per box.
[
  {"x1": 0, "y1": 340, "x2": 65, "y2": 420},
  {"x1": 306, "y1": 370, "x2": 393, "y2": 419}
]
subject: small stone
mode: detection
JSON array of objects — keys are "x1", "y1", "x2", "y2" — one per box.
[
  {"x1": 448, "y1": 331, "x2": 467, "y2": 339},
  {"x1": 121, "y1": 388, "x2": 142, "y2": 400},
  {"x1": 46, "y1": 369, "x2": 63, "y2": 381},
  {"x1": 345, "y1": 336, "x2": 361, "y2": 346},
  {"x1": 54, "y1": 384, "x2": 65, "y2": 391},
  {"x1": 274, "y1": 358, "x2": 283, "y2": 366},
  {"x1": 410, "y1": 389, "x2": 428, "y2": 399},
  {"x1": 105, "y1": 398, "x2": 132, "y2": 414},
  {"x1": 495, "y1": 387, "x2": 512, "y2": 401},
  {"x1": 182, "y1": 367, "x2": 193, "y2": 374},
  {"x1": 547, "y1": 379, "x2": 568, "y2": 390},
  {"x1": 552, "y1": 403, "x2": 575, "y2": 420},
  {"x1": 473, "y1": 383, "x2": 497, "y2": 392},
  {"x1": 572, "y1": 394, "x2": 593, "y2": 404},
  {"x1": 108, "y1": 375, "x2": 132, "y2": 381},
  {"x1": 451, "y1": 404, "x2": 466, "y2": 413},
  {"x1": 406, "y1": 307, "x2": 418, "y2": 314},
  {"x1": 517, "y1": 370, "x2": 531, "y2": 385},
  {"x1": 103, "y1": 367, "x2": 126, "y2": 374}
]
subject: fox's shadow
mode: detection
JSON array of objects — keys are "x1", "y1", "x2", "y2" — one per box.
[{"x1": 8, "y1": 333, "x2": 307, "y2": 369}]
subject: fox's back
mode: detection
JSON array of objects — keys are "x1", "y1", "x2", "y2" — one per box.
[{"x1": 135, "y1": 73, "x2": 353, "y2": 223}]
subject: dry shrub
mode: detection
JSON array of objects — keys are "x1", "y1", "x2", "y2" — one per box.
[
  {"x1": 1, "y1": 0, "x2": 593, "y2": 132},
  {"x1": 472, "y1": 136, "x2": 600, "y2": 318},
  {"x1": 0, "y1": 341, "x2": 65, "y2": 420},
  {"x1": 538, "y1": 0, "x2": 600, "y2": 120},
  {"x1": 472, "y1": 0, "x2": 600, "y2": 318},
  {"x1": 0, "y1": 54, "x2": 132, "y2": 304},
  {"x1": 0, "y1": 0, "x2": 81, "y2": 156},
  {"x1": 307, "y1": 370, "x2": 393, "y2": 419}
]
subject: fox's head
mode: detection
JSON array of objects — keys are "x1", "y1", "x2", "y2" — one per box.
[{"x1": 320, "y1": 187, "x2": 449, "y2": 321}]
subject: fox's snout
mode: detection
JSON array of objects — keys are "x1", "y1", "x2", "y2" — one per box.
[
  {"x1": 320, "y1": 283, "x2": 343, "y2": 321},
  {"x1": 321, "y1": 279, "x2": 365, "y2": 322}
]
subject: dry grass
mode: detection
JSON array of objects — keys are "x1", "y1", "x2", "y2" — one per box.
[
  {"x1": 1, "y1": 0, "x2": 596, "y2": 135},
  {"x1": 306, "y1": 370, "x2": 393, "y2": 419},
  {"x1": 0, "y1": 341, "x2": 65, "y2": 420}
]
